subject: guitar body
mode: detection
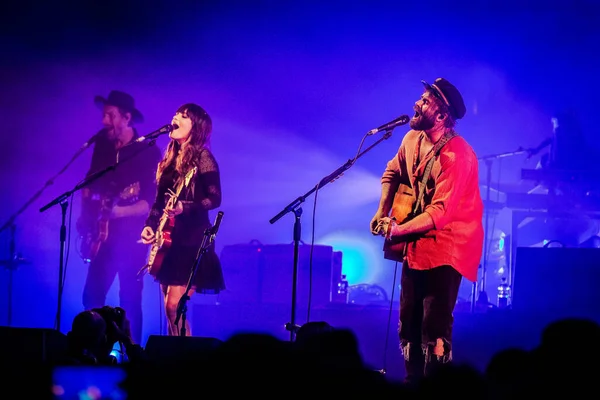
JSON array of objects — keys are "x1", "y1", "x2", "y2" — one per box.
[
  {"x1": 80, "y1": 234, "x2": 103, "y2": 264},
  {"x1": 140, "y1": 166, "x2": 198, "y2": 280},
  {"x1": 146, "y1": 217, "x2": 174, "y2": 278},
  {"x1": 381, "y1": 133, "x2": 455, "y2": 262},
  {"x1": 80, "y1": 217, "x2": 108, "y2": 263},
  {"x1": 79, "y1": 195, "x2": 111, "y2": 263},
  {"x1": 78, "y1": 182, "x2": 140, "y2": 263},
  {"x1": 383, "y1": 183, "x2": 417, "y2": 262}
]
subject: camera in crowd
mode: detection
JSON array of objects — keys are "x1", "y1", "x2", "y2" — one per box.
[{"x1": 92, "y1": 305, "x2": 125, "y2": 342}]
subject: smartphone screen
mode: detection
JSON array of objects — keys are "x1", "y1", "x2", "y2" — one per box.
[{"x1": 51, "y1": 365, "x2": 127, "y2": 399}]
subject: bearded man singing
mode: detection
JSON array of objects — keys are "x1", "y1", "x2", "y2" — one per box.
[{"x1": 370, "y1": 78, "x2": 483, "y2": 384}]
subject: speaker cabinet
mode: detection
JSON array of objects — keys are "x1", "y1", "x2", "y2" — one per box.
[
  {"x1": 513, "y1": 247, "x2": 600, "y2": 321},
  {"x1": 0, "y1": 327, "x2": 67, "y2": 364},
  {"x1": 218, "y1": 241, "x2": 264, "y2": 303},
  {"x1": 219, "y1": 242, "x2": 340, "y2": 307}
]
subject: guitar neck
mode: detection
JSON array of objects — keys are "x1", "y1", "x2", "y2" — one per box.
[{"x1": 156, "y1": 179, "x2": 187, "y2": 231}]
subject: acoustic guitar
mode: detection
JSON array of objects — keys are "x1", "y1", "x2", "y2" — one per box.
[
  {"x1": 78, "y1": 182, "x2": 141, "y2": 263},
  {"x1": 142, "y1": 166, "x2": 197, "y2": 278},
  {"x1": 381, "y1": 183, "x2": 418, "y2": 262},
  {"x1": 380, "y1": 131, "x2": 456, "y2": 262}
]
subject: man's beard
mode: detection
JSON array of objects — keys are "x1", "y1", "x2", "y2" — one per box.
[
  {"x1": 106, "y1": 126, "x2": 123, "y2": 142},
  {"x1": 106, "y1": 127, "x2": 117, "y2": 141},
  {"x1": 409, "y1": 111, "x2": 436, "y2": 131}
]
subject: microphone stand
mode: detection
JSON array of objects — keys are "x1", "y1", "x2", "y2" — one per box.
[
  {"x1": 39, "y1": 138, "x2": 161, "y2": 332},
  {"x1": 269, "y1": 129, "x2": 395, "y2": 342},
  {"x1": 174, "y1": 212, "x2": 224, "y2": 337},
  {"x1": 476, "y1": 147, "x2": 529, "y2": 310},
  {"x1": 0, "y1": 225, "x2": 30, "y2": 326},
  {"x1": 0, "y1": 142, "x2": 91, "y2": 327}
]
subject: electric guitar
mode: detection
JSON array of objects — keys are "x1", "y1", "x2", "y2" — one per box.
[
  {"x1": 143, "y1": 166, "x2": 197, "y2": 278},
  {"x1": 380, "y1": 183, "x2": 418, "y2": 262},
  {"x1": 78, "y1": 182, "x2": 141, "y2": 263}
]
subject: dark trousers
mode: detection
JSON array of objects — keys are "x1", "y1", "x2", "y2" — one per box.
[
  {"x1": 399, "y1": 262, "x2": 462, "y2": 382},
  {"x1": 82, "y1": 232, "x2": 147, "y2": 345}
]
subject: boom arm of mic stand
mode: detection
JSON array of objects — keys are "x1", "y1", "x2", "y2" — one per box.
[
  {"x1": 477, "y1": 147, "x2": 529, "y2": 161},
  {"x1": 269, "y1": 130, "x2": 394, "y2": 224},
  {"x1": 39, "y1": 136, "x2": 159, "y2": 213},
  {"x1": 269, "y1": 129, "x2": 394, "y2": 340},
  {"x1": 39, "y1": 164, "x2": 116, "y2": 213}
]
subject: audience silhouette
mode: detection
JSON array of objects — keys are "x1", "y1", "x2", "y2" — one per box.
[{"x1": 2, "y1": 306, "x2": 599, "y2": 399}]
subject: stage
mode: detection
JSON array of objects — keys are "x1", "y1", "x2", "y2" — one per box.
[{"x1": 189, "y1": 300, "x2": 575, "y2": 382}]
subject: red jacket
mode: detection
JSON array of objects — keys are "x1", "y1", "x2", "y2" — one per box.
[{"x1": 382, "y1": 130, "x2": 484, "y2": 282}]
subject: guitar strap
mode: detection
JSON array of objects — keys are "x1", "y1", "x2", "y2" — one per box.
[{"x1": 412, "y1": 131, "x2": 458, "y2": 215}]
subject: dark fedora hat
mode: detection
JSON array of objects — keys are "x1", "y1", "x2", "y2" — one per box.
[
  {"x1": 421, "y1": 78, "x2": 466, "y2": 120},
  {"x1": 94, "y1": 90, "x2": 144, "y2": 124}
]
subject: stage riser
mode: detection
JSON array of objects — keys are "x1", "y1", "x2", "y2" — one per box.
[
  {"x1": 0, "y1": 306, "x2": 593, "y2": 383},
  {"x1": 191, "y1": 303, "x2": 582, "y2": 381}
]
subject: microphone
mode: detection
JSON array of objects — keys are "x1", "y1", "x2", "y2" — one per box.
[
  {"x1": 135, "y1": 124, "x2": 179, "y2": 143},
  {"x1": 81, "y1": 128, "x2": 106, "y2": 149},
  {"x1": 210, "y1": 211, "x2": 224, "y2": 238},
  {"x1": 367, "y1": 115, "x2": 410, "y2": 135}
]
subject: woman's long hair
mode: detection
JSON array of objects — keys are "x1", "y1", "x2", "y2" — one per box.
[{"x1": 156, "y1": 103, "x2": 212, "y2": 186}]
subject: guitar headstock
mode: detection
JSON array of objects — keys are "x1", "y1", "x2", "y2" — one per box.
[{"x1": 184, "y1": 167, "x2": 198, "y2": 187}]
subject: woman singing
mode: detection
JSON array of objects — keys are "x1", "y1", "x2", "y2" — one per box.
[{"x1": 141, "y1": 103, "x2": 225, "y2": 336}]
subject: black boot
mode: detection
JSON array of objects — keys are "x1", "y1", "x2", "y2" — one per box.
[
  {"x1": 402, "y1": 342, "x2": 425, "y2": 385},
  {"x1": 424, "y1": 354, "x2": 444, "y2": 377},
  {"x1": 424, "y1": 339, "x2": 452, "y2": 377}
]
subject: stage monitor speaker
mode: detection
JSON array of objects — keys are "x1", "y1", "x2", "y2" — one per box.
[
  {"x1": 260, "y1": 243, "x2": 333, "y2": 307},
  {"x1": 219, "y1": 242, "x2": 339, "y2": 307},
  {"x1": 144, "y1": 335, "x2": 222, "y2": 363},
  {"x1": 218, "y1": 241, "x2": 265, "y2": 303},
  {"x1": 0, "y1": 327, "x2": 67, "y2": 364},
  {"x1": 513, "y1": 247, "x2": 600, "y2": 320}
]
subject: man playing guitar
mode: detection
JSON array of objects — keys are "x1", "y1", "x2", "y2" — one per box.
[
  {"x1": 78, "y1": 90, "x2": 162, "y2": 345},
  {"x1": 370, "y1": 78, "x2": 483, "y2": 384}
]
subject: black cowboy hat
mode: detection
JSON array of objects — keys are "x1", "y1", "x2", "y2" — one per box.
[
  {"x1": 421, "y1": 78, "x2": 466, "y2": 120},
  {"x1": 94, "y1": 90, "x2": 144, "y2": 124}
]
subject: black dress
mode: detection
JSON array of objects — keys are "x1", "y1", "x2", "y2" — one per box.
[{"x1": 145, "y1": 148, "x2": 225, "y2": 293}]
